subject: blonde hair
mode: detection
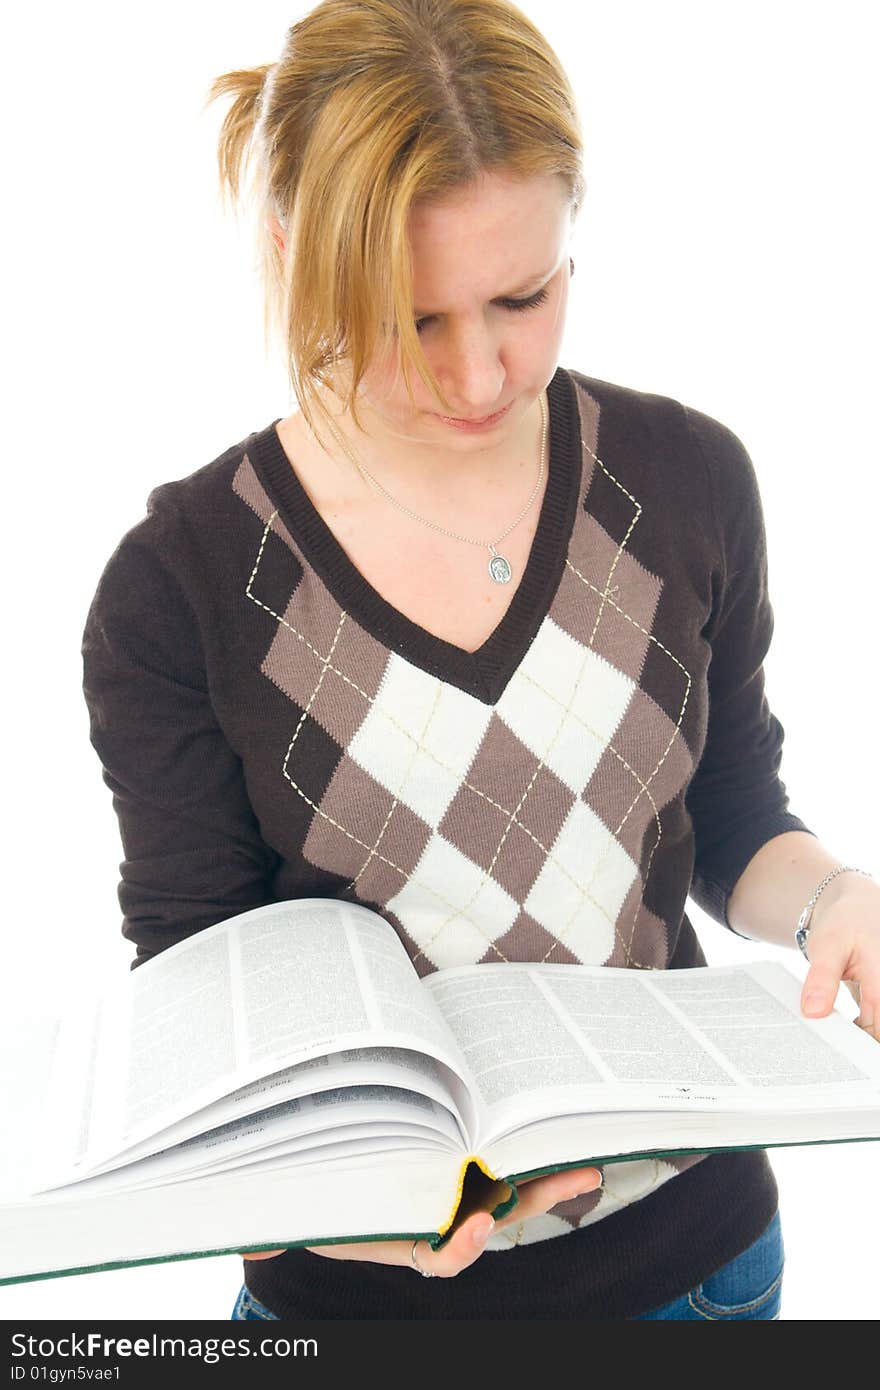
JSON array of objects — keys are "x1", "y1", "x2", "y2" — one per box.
[{"x1": 204, "y1": 0, "x2": 584, "y2": 441}]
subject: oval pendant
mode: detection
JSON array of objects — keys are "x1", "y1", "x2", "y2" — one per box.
[{"x1": 488, "y1": 552, "x2": 512, "y2": 584}]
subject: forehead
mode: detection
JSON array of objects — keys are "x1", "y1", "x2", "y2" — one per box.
[{"x1": 407, "y1": 171, "x2": 571, "y2": 291}]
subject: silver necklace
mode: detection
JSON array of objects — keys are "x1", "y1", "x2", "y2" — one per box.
[{"x1": 325, "y1": 392, "x2": 548, "y2": 585}]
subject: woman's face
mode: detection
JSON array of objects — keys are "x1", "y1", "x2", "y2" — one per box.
[{"x1": 354, "y1": 169, "x2": 574, "y2": 454}]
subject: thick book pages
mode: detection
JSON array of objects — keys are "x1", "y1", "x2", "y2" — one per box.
[{"x1": 1, "y1": 898, "x2": 879, "y2": 1284}]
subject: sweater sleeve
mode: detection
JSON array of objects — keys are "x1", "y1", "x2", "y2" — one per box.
[
  {"x1": 683, "y1": 407, "x2": 813, "y2": 931},
  {"x1": 81, "y1": 512, "x2": 280, "y2": 970}
]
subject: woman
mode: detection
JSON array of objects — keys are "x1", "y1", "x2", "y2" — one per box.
[{"x1": 82, "y1": 0, "x2": 878, "y2": 1319}]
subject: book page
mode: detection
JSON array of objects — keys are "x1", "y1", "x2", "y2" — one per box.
[
  {"x1": 649, "y1": 962, "x2": 877, "y2": 1088},
  {"x1": 423, "y1": 959, "x2": 880, "y2": 1147},
  {"x1": 37, "y1": 899, "x2": 477, "y2": 1182},
  {"x1": 424, "y1": 966, "x2": 612, "y2": 1133},
  {"x1": 0, "y1": 1016, "x2": 64, "y2": 1198},
  {"x1": 36, "y1": 1085, "x2": 463, "y2": 1196},
  {"x1": 67, "y1": 1046, "x2": 461, "y2": 1177}
]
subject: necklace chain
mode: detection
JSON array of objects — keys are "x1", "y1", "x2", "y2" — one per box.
[{"x1": 323, "y1": 393, "x2": 548, "y2": 583}]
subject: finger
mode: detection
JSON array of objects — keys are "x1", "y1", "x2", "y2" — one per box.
[
  {"x1": 801, "y1": 939, "x2": 852, "y2": 1017},
  {"x1": 239, "y1": 1249, "x2": 286, "y2": 1260},
  {"x1": 498, "y1": 1165, "x2": 603, "y2": 1229},
  {"x1": 305, "y1": 1214, "x2": 495, "y2": 1276},
  {"x1": 853, "y1": 988, "x2": 878, "y2": 1042},
  {"x1": 304, "y1": 1238, "x2": 416, "y2": 1264},
  {"x1": 517, "y1": 1164, "x2": 603, "y2": 1197},
  {"x1": 415, "y1": 1213, "x2": 496, "y2": 1277}
]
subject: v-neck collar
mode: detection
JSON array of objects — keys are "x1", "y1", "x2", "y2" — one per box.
[{"x1": 247, "y1": 364, "x2": 583, "y2": 704}]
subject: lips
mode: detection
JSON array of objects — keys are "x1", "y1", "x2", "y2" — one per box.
[{"x1": 437, "y1": 402, "x2": 512, "y2": 426}]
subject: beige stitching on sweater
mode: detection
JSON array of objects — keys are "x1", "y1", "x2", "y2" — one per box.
[
  {"x1": 345, "y1": 682, "x2": 445, "y2": 893},
  {"x1": 538, "y1": 444, "x2": 650, "y2": 964},
  {"x1": 248, "y1": 524, "x2": 651, "y2": 968},
  {"x1": 567, "y1": 562, "x2": 694, "y2": 695},
  {"x1": 555, "y1": 440, "x2": 694, "y2": 966},
  {"x1": 412, "y1": 657, "x2": 589, "y2": 964},
  {"x1": 600, "y1": 1160, "x2": 666, "y2": 1209},
  {"x1": 280, "y1": 607, "x2": 348, "y2": 785},
  {"x1": 246, "y1": 512, "x2": 377, "y2": 707},
  {"x1": 246, "y1": 516, "x2": 486, "y2": 920},
  {"x1": 403, "y1": 437, "x2": 655, "y2": 969},
  {"x1": 586, "y1": 450, "x2": 643, "y2": 652},
  {"x1": 605, "y1": 745, "x2": 664, "y2": 962},
  {"x1": 245, "y1": 494, "x2": 690, "y2": 973},
  {"x1": 412, "y1": 625, "x2": 641, "y2": 968},
  {"x1": 246, "y1": 513, "x2": 633, "y2": 963}
]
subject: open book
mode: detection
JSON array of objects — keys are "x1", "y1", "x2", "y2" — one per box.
[{"x1": 2, "y1": 897, "x2": 879, "y2": 1285}]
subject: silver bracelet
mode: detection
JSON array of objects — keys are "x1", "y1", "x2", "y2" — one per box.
[{"x1": 795, "y1": 866, "x2": 873, "y2": 958}]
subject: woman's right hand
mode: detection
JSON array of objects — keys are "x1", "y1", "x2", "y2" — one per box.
[{"x1": 239, "y1": 1163, "x2": 603, "y2": 1276}]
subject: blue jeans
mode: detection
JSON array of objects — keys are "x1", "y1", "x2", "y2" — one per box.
[
  {"x1": 232, "y1": 1283, "x2": 283, "y2": 1320},
  {"x1": 231, "y1": 1211, "x2": 784, "y2": 1321},
  {"x1": 634, "y1": 1211, "x2": 784, "y2": 1320}
]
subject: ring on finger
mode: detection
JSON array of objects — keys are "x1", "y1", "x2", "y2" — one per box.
[{"x1": 411, "y1": 1239, "x2": 436, "y2": 1278}]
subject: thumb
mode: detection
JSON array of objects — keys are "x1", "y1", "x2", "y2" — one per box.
[{"x1": 801, "y1": 949, "x2": 848, "y2": 1019}]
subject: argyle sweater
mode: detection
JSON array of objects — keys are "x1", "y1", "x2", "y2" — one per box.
[{"x1": 81, "y1": 365, "x2": 811, "y2": 1318}]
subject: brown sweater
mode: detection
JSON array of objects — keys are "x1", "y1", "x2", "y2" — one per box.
[{"x1": 81, "y1": 365, "x2": 810, "y2": 1316}]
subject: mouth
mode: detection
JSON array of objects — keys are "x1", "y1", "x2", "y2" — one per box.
[{"x1": 436, "y1": 402, "x2": 513, "y2": 430}]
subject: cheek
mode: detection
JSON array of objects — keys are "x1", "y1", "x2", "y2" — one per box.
[
  {"x1": 362, "y1": 344, "x2": 441, "y2": 414},
  {"x1": 506, "y1": 309, "x2": 567, "y2": 378},
  {"x1": 507, "y1": 278, "x2": 570, "y2": 371},
  {"x1": 358, "y1": 351, "x2": 406, "y2": 405}
]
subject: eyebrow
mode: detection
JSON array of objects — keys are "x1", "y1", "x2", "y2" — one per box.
[{"x1": 413, "y1": 266, "x2": 555, "y2": 316}]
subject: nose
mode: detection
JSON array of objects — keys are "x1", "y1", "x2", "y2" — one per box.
[{"x1": 433, "y1": 319, "x2": 506, "y2": 417}]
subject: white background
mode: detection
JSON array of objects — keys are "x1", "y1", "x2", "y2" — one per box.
[{"x1": 1, "y1": 0, "x2": 876, "y2": 1321}]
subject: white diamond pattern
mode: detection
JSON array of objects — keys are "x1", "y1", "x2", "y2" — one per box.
[
  {"x1": 524, "y1": 801, "x2": 636, "y2": 963},
  {"x1": 343, "y1": 623, "x2": 642, "y2": 970},
  {"x1": 497, "y1": 620, "x2": 635, "y2": 793},
  {"x1": 385, "y1": 832, "x2": 520, "y2": 969},
  {"x1": 348, "y1": 654, "x2": 494, "y2": 828}
]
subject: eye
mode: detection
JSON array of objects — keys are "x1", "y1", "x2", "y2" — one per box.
[{"x1": 414, "y1": 285, "x2": 551, "y2": 335}]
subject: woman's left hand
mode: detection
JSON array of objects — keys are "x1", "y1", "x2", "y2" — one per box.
[{"x1": 800, "y1": 874, "x2": 880, "y2": 1042}]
